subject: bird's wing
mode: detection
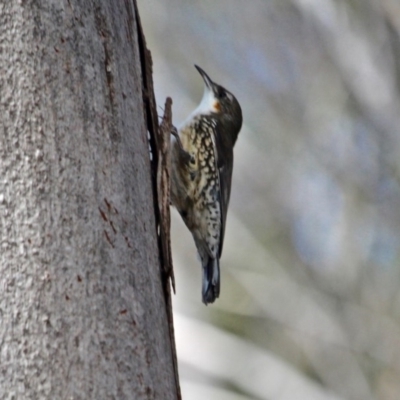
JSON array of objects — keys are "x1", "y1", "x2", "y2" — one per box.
[
  {"x1": 216, "y1": 154, "x2": 232, "y2": 258},
  {"x1": 210, "y1": 122, "x2": 233, "y2": 259}
]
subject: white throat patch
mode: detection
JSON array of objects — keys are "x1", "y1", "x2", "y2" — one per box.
[{"x1": 179, "y1": 87, "x2": 219, "y2": 129}]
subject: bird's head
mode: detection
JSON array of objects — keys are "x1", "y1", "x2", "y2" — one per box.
[{"x1": 194, "y1": 65, "x2": 242, "y2": 145}]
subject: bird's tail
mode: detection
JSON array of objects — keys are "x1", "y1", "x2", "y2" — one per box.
[{"x1": 202, "y1": 256, "x2": 220, "y2": 304}]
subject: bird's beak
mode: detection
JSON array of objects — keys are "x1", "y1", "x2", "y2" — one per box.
[{"x1": 195, "y1": 65, "x2": 214, "y2": 89}]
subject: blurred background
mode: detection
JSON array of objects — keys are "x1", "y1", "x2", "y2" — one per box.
[{"x1": 138, "y1": 1, "x2": 400, "y2": 399}]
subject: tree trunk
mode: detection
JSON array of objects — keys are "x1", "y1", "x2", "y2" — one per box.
[{"x1": 0, "y1": 1, "x2": 179, "y2": 399}]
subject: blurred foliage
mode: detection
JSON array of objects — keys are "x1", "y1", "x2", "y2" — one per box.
[{"x1": 138, "y1": 0, "x2": 400, "y2": 399}]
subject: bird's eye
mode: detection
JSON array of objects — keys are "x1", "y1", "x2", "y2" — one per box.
[{"x1": 218, "y1": 88, "x2": 227, "y2": 99}]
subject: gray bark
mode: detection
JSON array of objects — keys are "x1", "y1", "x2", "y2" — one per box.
[{"x1": 0, "y1": 1, "x2": 178, "y2": 399}]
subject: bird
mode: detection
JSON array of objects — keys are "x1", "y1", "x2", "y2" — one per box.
[{"x1": 170, "y1": 65, "x2": 243, "y2": 304}]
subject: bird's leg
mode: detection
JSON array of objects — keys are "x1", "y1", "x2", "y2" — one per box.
[{"x1": 171, "y1": 126, "x2": 193, "y2": 165}]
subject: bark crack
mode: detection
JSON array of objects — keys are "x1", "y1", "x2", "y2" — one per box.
[{"x1": 132, "y1": 1, "x2": 181, "y2": 399}]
